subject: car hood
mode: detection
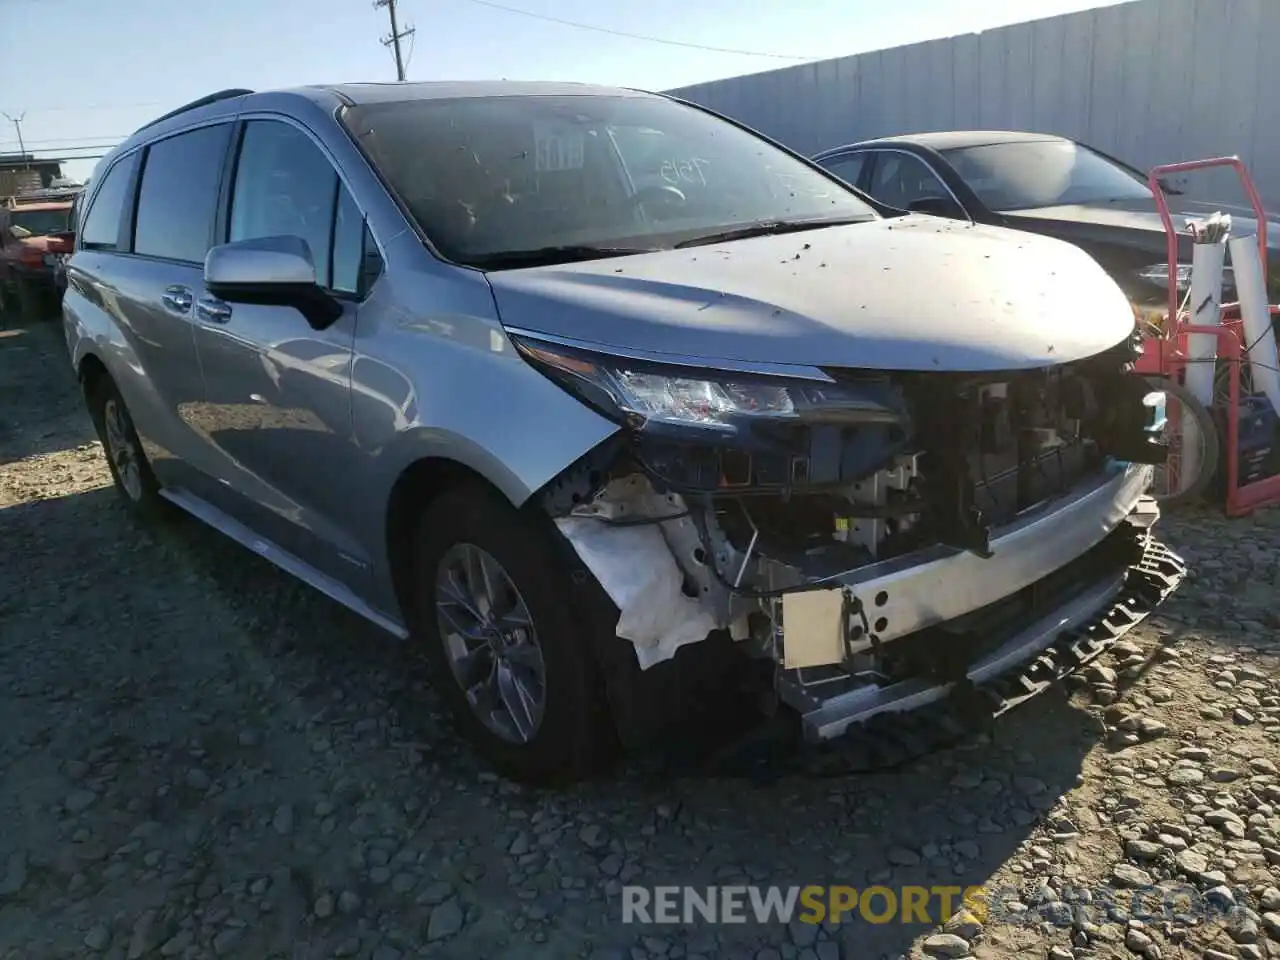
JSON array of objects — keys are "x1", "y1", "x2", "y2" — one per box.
[
  {"x1": 1005, "y1": 198, "x2": 1280, "y2": 253},
  {"x1": 485, "y1": 215, "x2": 1137, "y2": 373}
]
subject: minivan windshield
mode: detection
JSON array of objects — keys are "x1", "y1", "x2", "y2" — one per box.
[
  {"x1": 342, "y1": 93, "x2": 877, "y2": 268},
  {"x1": 939, "y1": 140, "x2": 1154, "y2": 211}
]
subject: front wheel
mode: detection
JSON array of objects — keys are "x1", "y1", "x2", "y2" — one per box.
[
  {"x1": 1147, "y1": 375, "x2": 1220, "y2": 508},
  {"x1": 408, "y1": 484, "x2": 615, "y2": 783}
]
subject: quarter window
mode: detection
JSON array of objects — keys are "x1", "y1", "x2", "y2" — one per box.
[
  {"x1": 331, "y1": 179, "x2": 370, "y2": 296},
  {"x1": 79, "y1": 152, "x2": 139, "y2": 250},
  {"x1": 133, "y1": 124, "x2": 232, "y2": 263},
  {"x1": 819, "y1": 153, "x2": 868, "y2": 187},
  {"x1": 867, "y1": 152, "x2": 949, "y2": 211}
]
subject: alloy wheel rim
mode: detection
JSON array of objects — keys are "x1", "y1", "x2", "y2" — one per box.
[
  {"x1": 103, "y1": 398, "x2": 143, "y2": 502},
  {"x1": 434, "y1": 542, "x2": 547, "y2": 744}
]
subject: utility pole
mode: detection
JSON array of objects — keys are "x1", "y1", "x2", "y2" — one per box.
[
  {"x1": 2, "y1": 112, "x2": 28, "y2": 167},
  {"x1": 373, "y1": 0, "x2": 415, "y2": 81}
]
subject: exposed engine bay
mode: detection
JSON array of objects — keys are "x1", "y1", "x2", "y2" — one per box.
[{"x1": 530, "y1": 327, "x2": 1171, "y2": 743}]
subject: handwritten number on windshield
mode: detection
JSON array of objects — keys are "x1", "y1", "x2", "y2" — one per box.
[{"x1": 660, "y1": 158, "x2": 710, "y2": 187}]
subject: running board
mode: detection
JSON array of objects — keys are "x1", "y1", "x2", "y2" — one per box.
[{"x1": 158, "y1": 487, "x2": 409, "y2": 640}]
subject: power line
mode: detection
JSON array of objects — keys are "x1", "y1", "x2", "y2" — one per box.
[
  {"x1": 0, "y1": 138, "x2": 120, "y2": 151},
  {"x1": 3, "y1": 148, "x2": 120, "y2": 158},
  {"x1": 1, "y1": 144, "x2": 123, "y2": 157},
  {"x1": 0, "y1": 101, "x2": 166, "y2": 115},
  {"x1": 4, "y1": 153, "x2": 107, "y2": 163},
  {"x1": 403, "y1": 25, "x2": 417, "y2": 74},
  {"x1": 458, "y1": 0, "x2": 815, "y2": 60},
  {"x1": 0, "y1": 135, "x2": 128, "y2": 146}
]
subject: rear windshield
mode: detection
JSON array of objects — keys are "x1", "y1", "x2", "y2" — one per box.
[
  {"x1": 341, "y1": 93, "x2": 875, "y2": 267},
  {"x1": 10, "y1": 207, "x2": 72, "y2": 236},
  {"x1": 939, "y1": 140, "x2": 1153, "y2": 211}
]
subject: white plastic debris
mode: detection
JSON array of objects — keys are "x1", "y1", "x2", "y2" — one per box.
[
  {"x1": 1183, "y1": 213, "x2": 1231, "y2": 410},
  {"x1": 1228, "y1": 232, "x2": 1280, "y2": 417},
  {"x1": 1179, "y1": 213, "x2": 1231, "y2": 486},
  {"x1": 554, "y1": 516, "x2": 719, "y2": 670}
]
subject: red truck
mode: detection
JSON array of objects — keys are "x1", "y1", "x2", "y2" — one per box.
[{"x1": 0, "y1": 190, "x2": 79, "y2": 320}]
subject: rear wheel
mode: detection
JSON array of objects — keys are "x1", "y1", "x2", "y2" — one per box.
[
  {"x1": 87, "y1": 374, "x2": 168, "y2": 522},
  {"x1": 408, "y1": 483, "x2": 614, "y2": 783},
  {"x1": 1147, "y1": 375, "x2": 1219, "y2": 508}
]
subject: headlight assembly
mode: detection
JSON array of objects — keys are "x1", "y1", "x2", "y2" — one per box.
[{"x1": 509, "y1": 334, "x2": 908, "y2": 437}]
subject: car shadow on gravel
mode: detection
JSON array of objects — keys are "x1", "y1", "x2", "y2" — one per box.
[
  {"x1": 123, "y1": 496, "x2": 1103, "y2": 958},
  {"x1": 0, "y1": 313, "x2": 98, "y2": 465},
  {"x1": 1142, "y1": 505, "x2": 1280, "y2": 658}
]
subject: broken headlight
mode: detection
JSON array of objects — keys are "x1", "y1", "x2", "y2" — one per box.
[{"x1": 509, "y1": 334, "x2": 906, "y2": 436}]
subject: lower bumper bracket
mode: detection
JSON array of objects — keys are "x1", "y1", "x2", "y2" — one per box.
[{"x1": 686, "y1": 530, "x2": 1186, "y2": 782}]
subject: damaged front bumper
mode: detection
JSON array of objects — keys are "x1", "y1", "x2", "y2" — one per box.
[
  {"x1": 789, "y1": 527, "x2": 1185, "y2": 777},
  {"x1": 524, "y1": 327, "x2": 1184, "y2": 751},
  {"x1": 777, "y1": 461, "x2": 1163, "y2": 740},
  {"x1": 556, "y1": 460, "x2": 1185, "y2": 748}
]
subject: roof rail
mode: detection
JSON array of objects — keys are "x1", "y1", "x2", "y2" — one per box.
[{"x1": 137, "y1": 88, "x2": 255, "y2": 133}]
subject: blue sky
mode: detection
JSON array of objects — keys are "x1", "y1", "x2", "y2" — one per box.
[{"x1": 0, "y1": 0, "x2": 1128, "y2": 182}]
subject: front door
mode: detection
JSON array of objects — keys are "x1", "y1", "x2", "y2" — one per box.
[{"x1": 191, "y1": 117, "x2": 378, "y2": 590}]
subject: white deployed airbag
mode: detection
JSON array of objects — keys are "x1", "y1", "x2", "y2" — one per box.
[{"x1": 554, "y1": 516, "x2": 719, "y2": 670}]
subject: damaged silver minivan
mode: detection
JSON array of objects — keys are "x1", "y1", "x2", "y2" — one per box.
[{"x1": 65, "y1": 81, "x2": 1185, "y2": 782}]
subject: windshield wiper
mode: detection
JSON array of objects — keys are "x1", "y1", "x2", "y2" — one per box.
[
  {"x1": 468, "y1": 245, "x2": 659, "y2": 270},
  {"x1": 673, "y1": 216, "x2": 872, "y2": 249}
]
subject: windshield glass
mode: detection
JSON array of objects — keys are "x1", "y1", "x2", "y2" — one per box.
[
  {"x1": 10, "y1": 208, "x2": 72, "y2": 236},
  {"x1": 342, "y1": 94, "x2": 876, "y2": 267},
  {"x1": 939, "y1": 140, "x2": 1153, "y2": 211}
]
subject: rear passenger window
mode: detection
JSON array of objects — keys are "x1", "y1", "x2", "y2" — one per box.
[
  {"x1": 229, "y1": 120, "x2": 339, "y2": 289},
  {"x1": 79, "y1": 153, "x2": 139, "y2": 250},
  {"x1": 133, "y1": 124, "x2": 231, "y2": 264}
]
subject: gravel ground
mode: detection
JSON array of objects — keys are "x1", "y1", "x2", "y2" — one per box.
[{"x1": 5, "y1": 309, "x2": 1280, "y2": 960}]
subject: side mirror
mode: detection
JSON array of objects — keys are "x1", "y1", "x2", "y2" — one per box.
[
  {"x1": 204, "y1": 235, "x2": 343, "y2": 331},
  {"x1": 907, "y1": 196, "x2": 966, "y2": 220}
]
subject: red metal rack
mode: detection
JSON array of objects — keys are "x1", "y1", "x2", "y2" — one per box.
[{"x1": 1134, "y1": 156, "x2": 1280, "y2": 517}]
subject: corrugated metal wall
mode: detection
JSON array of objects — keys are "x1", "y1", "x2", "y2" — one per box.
[{"x1": 665, "y1": 0, "x2": 1280, "y2": 205}]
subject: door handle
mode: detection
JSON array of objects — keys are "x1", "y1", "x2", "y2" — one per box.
[
  {"x1": 196, "y1": 297, "x2": 233, "y2": 324},
  {"x1": 161, "y1": 286, "x2": 193, "y2": 314}
]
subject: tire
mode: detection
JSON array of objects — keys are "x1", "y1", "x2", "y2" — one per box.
[
  {"x1": 1146, "y1": 375, "x2": 1219, "y2": 508},
  {"x1": 86, "y1": 373, "x2": 169, "y2": 522},
  {"x1": 408, "y1": 483, "x2": 615, "y2": 784}
]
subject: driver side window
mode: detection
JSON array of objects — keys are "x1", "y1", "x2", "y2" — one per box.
[
  {"x1": 229, "y1": 120, "x2": 342, "y2": 289},
  {"x1": 868, "y1": 152, "x2": 948, "y2": 210}
]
